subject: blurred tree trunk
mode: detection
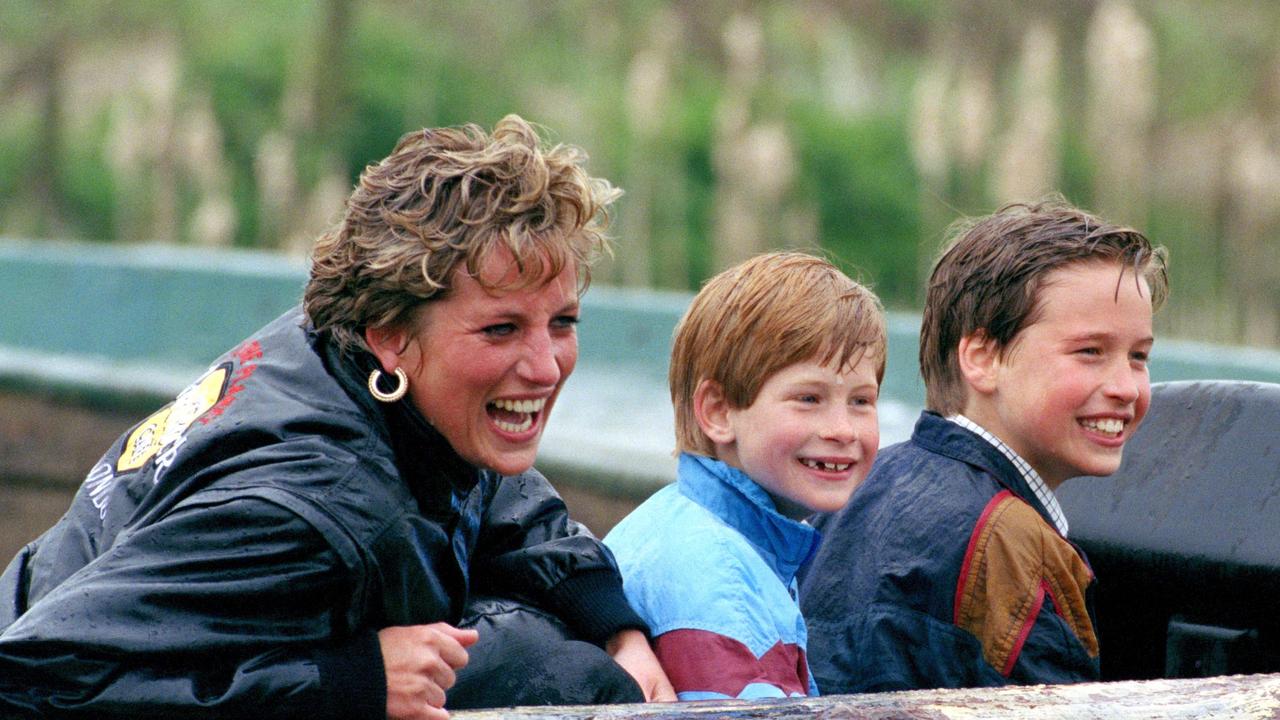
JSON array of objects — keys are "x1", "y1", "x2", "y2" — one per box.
[
  {"x1": 261, "y1": 0, "x2": 353, "y2": 252},
  {"x1": 1225, "y1": 116, "x2": 1280, "y2": 346},
  {"x1": 31, "y1": 31, "x2": 67, "y2": 237},
  {"x1": 1085, "y1": 0, "x2": 1155, "y2": 227},
  {"x1": 711, "y1": 12, "x2": 798, "y2": 273},
  {"x1": 909, "y1": 7, "x2": 996, "y2": 283},
  {"x1": 313, "y1": 0, "x2": 354, "y2": 148},
  {"x1": 910, "y1": 49, "x2": 953, "y2": 281},
  {"x1": 992, "y1": 19, "x2": 1060, "y2": 204}
]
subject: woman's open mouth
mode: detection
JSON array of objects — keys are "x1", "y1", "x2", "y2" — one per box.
[{"x1": 488, "y1": 397, "x2": 547, "y2": 434}]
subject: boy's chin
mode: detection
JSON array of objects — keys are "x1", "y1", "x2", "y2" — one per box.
[
  {"x1": 1061, "y1": 454, "x2": 1126, "y2": 483},
  {"x1": 806, "y1": 492, "x2": 858, "y2": 515},
  {"x1": 771, "y1": 483, "x2": 861, "y2": 519}
]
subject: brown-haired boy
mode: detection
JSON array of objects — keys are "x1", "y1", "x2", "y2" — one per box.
[
  {"x1": 800, "y1": 198, "x2": 1168, "y2": 692},
  {"x1": 605, "y1": 251, "x2": 886, "y2": 700}
]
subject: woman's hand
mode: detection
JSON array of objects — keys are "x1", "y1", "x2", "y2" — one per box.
[
  {"x1": 605, "y1": 628, "x2": 677, "y2": 702},
  {"x1": 380, "y1": 622, "x2": 479, "y2": 720}
]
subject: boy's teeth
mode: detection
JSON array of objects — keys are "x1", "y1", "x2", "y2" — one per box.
[
  {"x1": 802, "y1": 459, "x2": 851, "y2": 472},
  {"x1": 1081, "y1": 418, "x2": 1124, "y2": 435},
  {"x1": 491, "y1": 398, "x2": 546, "y2": 413}
]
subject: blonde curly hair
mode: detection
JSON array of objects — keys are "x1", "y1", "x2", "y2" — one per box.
[{"x1": 304, "y1": 114, "x2": 621, "y2": 354}]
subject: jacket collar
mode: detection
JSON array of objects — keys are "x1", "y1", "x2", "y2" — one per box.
[
  {"x1": 910, "y1": 411, "x2": 1057, "y2": 529},
  {"x1": 676, "y1": 453, "x2": 821, "y2": 583},
  {"x1": 315, "y1": 326, "x2": 481, "y2": 507}
]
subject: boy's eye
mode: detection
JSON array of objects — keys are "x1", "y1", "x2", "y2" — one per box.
[
  {"x1": 797, "y1": 394, "x2": 820, "y2": 404},
  {"x1": 1131, "y1": 350, "x2": 1150, "y2": 364},
  {"x1": 1076, "y1": 347, "x2": 1102, "y2": 356}
]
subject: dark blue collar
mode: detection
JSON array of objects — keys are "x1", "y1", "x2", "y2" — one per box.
[{"x1": 911, "y1": 411, "x2": 1057, "y2": 530}]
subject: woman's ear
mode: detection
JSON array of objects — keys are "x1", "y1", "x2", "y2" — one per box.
[
  {"x1": 693, "y1": 379, "x2": 736, "y2": 446},
  {"x1": 957, "y1": 329, "x2": 999, "y2": 395},
  {"x1": 364, "y1": 325, "x2": 411, "y2": 373}
]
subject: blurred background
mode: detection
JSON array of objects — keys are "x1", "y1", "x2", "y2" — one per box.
[
  {"x1": 6, "y1": 3, "x2": 1280, "y2": 673},
  {"x1": 2, "y1": 0, "x2": 1279, "y2": 346}
]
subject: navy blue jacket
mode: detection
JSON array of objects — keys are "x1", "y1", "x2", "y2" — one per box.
[
  {"x1": 799, "y1": 412, "x2": 1099, "y2": 693},
  {"x1": 0, "y1": 307, "x2": 641, "y2": 718}
]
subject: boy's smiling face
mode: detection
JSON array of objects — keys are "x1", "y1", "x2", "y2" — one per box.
[
  {"x1": 703, "y1": 354, "x2": 881, "y2": 519},
  {"x1": 961, "y1": 260, "x2": 1155, "y2": 489}
]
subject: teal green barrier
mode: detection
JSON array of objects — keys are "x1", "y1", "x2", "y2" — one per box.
[{"x1": 4, "y1": 238, "x2": 1280, "y2": 493}]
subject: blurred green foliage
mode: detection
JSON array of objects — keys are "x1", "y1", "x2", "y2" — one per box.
[
  {"x1": 2, "y1": 0, "x2": 1279, "y2": 344},
  {"x1": 792, "y1": 109, "x2": 920, "y2": 302}
]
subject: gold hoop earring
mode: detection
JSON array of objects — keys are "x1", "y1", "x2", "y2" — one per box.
[{"x1": 368, "y1": 368, "x2": 408, "y2": 403}]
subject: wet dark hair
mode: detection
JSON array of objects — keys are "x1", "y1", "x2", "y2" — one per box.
[{"x1": 920, "y1": 195, "x2": 1169, "y2": 415}]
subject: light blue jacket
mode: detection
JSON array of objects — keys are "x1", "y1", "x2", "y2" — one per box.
[{"x1": 605, "y1": 453, "x2": 821, "y2": 700}]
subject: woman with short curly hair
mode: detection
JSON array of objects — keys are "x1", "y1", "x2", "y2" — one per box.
[{"x1": 0, "y1": 115, "x2": 673, "y2": 720}]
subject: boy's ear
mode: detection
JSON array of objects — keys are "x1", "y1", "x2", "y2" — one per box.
[
  {"x1": 364, "y1": 325, "x2": 412, "y2": 373},
  {"x1": 957, "y1": 329, "x2": 999, "y2": 396},
  {"x1": 693, "y1": 379, "x2": 736, "y2": 446}
]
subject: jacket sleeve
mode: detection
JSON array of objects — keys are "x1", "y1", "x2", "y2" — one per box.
[
  {"x1": 0, "y1": 496, "x2": 385, "y2": 719},
  {"x1": 468, "y1": 469, "x2": 645, "y2": 645},
  {"x1": 952, "y1": 492, "x2": 1101, "y2": 685}
]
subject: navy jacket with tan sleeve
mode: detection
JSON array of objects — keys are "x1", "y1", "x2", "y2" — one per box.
[{"x1": 799, "y1": 412, "x2": 1099, "y2": 693}]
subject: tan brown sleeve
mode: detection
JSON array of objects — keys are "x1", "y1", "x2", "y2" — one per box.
[{"x1": 952, "y1": 490, "x2": 1098, "y2": 676}]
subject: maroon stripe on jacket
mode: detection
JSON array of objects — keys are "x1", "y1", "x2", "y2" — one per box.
[{"x1": 654, "y1": 628, "x2": 809, "y2": 697}]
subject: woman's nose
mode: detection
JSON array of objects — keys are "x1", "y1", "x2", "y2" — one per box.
[{"x1": 518, "y1": 333, "x2": 563, "y2": 386}]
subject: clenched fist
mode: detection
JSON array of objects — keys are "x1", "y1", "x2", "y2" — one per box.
[{"x1": 380, "y1": 623, "x2": 479, "y2": 720}]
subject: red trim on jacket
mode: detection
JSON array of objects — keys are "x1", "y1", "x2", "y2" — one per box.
[
  {"x1": 953, "y1": 489, "x2": 1015, "y2": 625},
  {"x1": 1003, "y1": 579, "x2": 1050, "y2": 676}
]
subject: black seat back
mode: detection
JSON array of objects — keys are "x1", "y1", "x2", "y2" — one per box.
[{"x1": 1057, "y1": 380, "x2": 1280, "y2": 679}]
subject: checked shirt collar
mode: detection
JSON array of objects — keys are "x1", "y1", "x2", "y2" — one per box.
[{"x1": 947, "y1": 414, "x2": 1069, "y2": 537}]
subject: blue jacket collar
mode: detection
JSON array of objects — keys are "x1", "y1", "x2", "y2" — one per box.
[{"x1": 676, "y1": 453, "x2": 821, "y2": 583}]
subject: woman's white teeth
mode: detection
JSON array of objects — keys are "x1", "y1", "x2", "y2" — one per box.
[
  {"x1": 1081, "y1": 418, "x2": 1124, "y2": 435},
  {"x1": 801, "y1": 459, "x2": 851, "y2": 472},
  {"x1": 494, "y1": 415, "x2": 534, "y2": 433},
  {"x1": 492, "y1": 398, "x2": 546, "y2": 413},
  {"x1": 490, "y1": 398, "x2": 544, "y2": 433}
]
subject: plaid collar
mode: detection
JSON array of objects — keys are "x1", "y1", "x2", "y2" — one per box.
[{"x1": 947, "y1": 414, "x2": 1069, "y2": 536}]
